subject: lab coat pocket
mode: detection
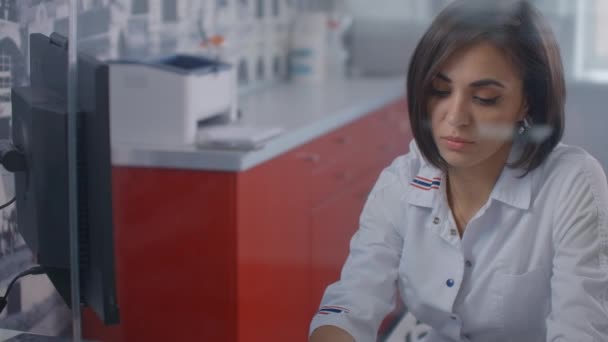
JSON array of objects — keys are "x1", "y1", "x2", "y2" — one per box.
[{"x1": 494, "y1": 267, "x2": 550, "y2": 336}]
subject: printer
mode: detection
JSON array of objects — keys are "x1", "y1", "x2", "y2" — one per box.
[{"x1": 109, "y1": 55, "x2": 238, "y2": 146}]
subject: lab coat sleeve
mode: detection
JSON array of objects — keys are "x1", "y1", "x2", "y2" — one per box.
[
  {"x1": 546, "y1": 155, "x2": 608, "y2": 341},
  {"x1": 309, "y1": 164, "x2": 405, "y2": 341}
]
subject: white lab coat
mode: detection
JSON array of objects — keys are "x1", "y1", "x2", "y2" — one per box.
[{"x1": 309, "y1": 140, "x2": 608, "y2": 342}]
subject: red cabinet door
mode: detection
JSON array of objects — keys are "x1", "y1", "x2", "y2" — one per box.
[
  {"x1": 310, "y1": 195, "x2": 357, "y2": 310},
  {"x1": 310, "y1": 169, "x2": 380, "y2": 311},
  {"x1": 84, "y1": 168, "x2": 239, "y2": 342},
  {"x1": 236, "y1": 147, "x2": 314, "y2": 342}
]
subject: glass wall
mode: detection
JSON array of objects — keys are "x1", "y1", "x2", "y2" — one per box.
[{"x1": 0, "y1": 0, "x2": 73, "y2": 338}]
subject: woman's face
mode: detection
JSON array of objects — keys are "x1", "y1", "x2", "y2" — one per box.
[{"x1": 428, "y1": 41, "x2": 526, "y2": 171}]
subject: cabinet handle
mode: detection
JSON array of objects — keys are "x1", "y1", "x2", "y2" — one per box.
[{"x1": 295, "y1": 152, "x2": 321, "y2": 164}]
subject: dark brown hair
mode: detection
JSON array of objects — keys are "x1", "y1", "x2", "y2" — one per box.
[{"x1": 407, "y1": 0, "x2": 565, "y2": 173}]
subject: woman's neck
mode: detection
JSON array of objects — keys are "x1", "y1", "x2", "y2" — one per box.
[{"x1": 446, "y1": 143, "x2": 512, "y2": 231}]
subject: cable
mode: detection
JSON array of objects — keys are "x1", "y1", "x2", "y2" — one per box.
[
  {"x1": 0, "y1": 140, "x2": 26, "y2": 173},
  {"x1": 0, "y1": 196, "x2": 15, "y2": 210},
  {"x1": 0, "y1": 139, "x2": 22, "y2": 212},
  {"x1": 0, "y1": 265, "x2": 46, "y2": 314}
]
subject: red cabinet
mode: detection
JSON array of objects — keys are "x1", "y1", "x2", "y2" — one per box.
[
  {"x1": 310, "y1": 169, "x2": 380, "y2": 310},
  {"x1": 236, "y1": 147, "x2": 313, "y2": 341},
  {"x1": 83, "y1": 97, "x2": 411, "y2": 342}
]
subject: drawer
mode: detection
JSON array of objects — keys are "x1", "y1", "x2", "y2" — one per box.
[
  {"x1": 359, "y1": 109, "x2": 412, "y2": 170},
  {"x1": 295, "y1": 97, "x2": 407, "y2": 168},
  {"x1": 307, "y1": 128, "x2": 406, "y2": 209},
  {"x1": 307, "y1": 117, "x2": 390, "y2": 205},
  {"x1": 349, "y1": 168, "x2": 384, "y2": 212},
  {"x1": 385, "y1": 97, "x2": 408, "y2": 118},
  {"x1": 310, "y1": 168, "x2": 385, "y2": 306},
  {"x1": 374, "y1": 99, "x2": 410, "y2": 139},
  {"x1": 309, "y1": 154, "x2": 362, "y2": 208},
  {"x1": 302, "y1": 97, "x2": 411, "y2": 207},
  {"x1": 296, "y1": 119, "x2": 367, "y2": 172}
]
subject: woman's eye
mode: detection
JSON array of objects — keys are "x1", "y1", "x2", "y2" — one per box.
[
  {"x1": 474, "y1": 96, "x2": 500, "y2": 106},
  {"x1": 431, "y1": 88, "x2": 451, "y2": 97}
]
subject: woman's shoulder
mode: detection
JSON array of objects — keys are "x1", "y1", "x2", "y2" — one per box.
[
  {"x1": 540, "y1": 143, "x2": 606, "y2": 182},
  {"x1": 537, "y1": 143, "x2": 608, "y2": 208},
  {"x1": 538, "y1": 144, "x2": 608, "y2": 262}
]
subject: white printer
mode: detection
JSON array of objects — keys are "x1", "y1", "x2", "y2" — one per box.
[{"x1": 109, "y1": 55, "x2": 238, "y2": 146}]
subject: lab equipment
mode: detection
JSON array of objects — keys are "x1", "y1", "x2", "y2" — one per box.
[
  {"x1": 289, "y1": 12, "x2": 329, "y2": 82},
  {"x1": 109, "y1": 54, "x2": 238, "y2": 146}
]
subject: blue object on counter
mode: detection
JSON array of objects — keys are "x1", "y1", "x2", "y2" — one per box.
[
  {"x1": 156, "y1": 55, "x2": 231, "y2": 75},
  {"x1": 114, "y1": 54, "x2": 232, "y2": 75}
]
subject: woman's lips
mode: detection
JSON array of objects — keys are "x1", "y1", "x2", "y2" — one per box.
[{"x1": 442, "y1": 137, "x2": 474, "y2": 150}]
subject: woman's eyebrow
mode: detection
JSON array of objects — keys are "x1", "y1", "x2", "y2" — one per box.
[
  {"x1": 470, "y1": 79, "x2": 505, "y2": 88},
  {"x1": 436, "y1": 73, "x2": 451, "y2": 83},
  {"x1": 436, "y1": 72, "x2": 506, "y2": 88}
]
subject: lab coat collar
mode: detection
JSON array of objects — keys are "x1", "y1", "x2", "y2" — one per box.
[
  {"x1": 406, "y1": 140, "x2": 444, "y2": 209},
  {"x1": 406, "y1": 166, "x2": 444, "y2": 208},
  {"x1": 406, "y1": 140, "x2": 531, "y2": 210},
  {"x1": 489, "y1": 143, "x2": 532, "y2": 210}
]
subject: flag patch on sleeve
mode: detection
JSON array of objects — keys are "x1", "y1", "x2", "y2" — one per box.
[{"x1": 318, "y1": 305, "x2": 350, "y2": 315}]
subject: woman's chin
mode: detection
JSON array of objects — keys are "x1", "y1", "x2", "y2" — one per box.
[{"x1": 439, "y1": 150, "x2": 479, "y2": 170}]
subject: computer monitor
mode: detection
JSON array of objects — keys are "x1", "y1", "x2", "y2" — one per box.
[{"x1": 9, "y1": 32, "x2": 119, "y2": 324}]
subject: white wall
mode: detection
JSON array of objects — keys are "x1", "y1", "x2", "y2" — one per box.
[{"x1": 342, "y1": 0, "x2": 432, "y2": 21}]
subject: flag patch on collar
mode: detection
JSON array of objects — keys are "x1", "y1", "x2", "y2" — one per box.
[
  {"x1": 318, "y1": 305, "x2": 350, "y2": 315},
  {"x1": 410, "y1": 176, "x2": 441, "y2": 190}
]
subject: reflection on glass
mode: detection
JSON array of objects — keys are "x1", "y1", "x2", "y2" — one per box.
[
  {"x1": 162, "y1": 0, "x2": 178, "y2": 22},
  {"x1": 132, "y1": 0, "x2": 149, "y2": 15},
  {"x1": 238, "y1": 59, "x2": 249, "y2": 85},
  {"x1": 256, "y1": 56, "x2": 265, "y2": 80},
  {"x1": 257, "y1": 0, "x2": 265, "y2": 18},
  {"x1": 273, "y1": 55, "x2": 281, "y2": 77}
]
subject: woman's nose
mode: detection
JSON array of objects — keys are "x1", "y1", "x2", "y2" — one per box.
[{"x1": 445, "y1": 95, "x2": 471, "y2": 127}]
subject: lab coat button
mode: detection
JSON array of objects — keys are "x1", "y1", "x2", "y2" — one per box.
[
  {"x1": 433, "y1": 217, "x2": 440, "y2": 224},
  {"x1": 446, "y1": 278, "x2": 455, "y2": 287},
  {"x1": 465, "y1": 260, "x2": 473, "y2": 267}
]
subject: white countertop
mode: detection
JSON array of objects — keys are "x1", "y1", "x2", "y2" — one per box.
[
  {"x1": 111, "y1": 76, "x2": 406, "y2": 172},
  {"x1": 0, "y1": 329, "x2": 20, "y2": 341},
  {"x1": 0, "y1": 329, "x2": 88, "y2": 341}
]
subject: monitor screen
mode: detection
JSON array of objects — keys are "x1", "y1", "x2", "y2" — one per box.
[{"x1": 10, "y1": 32, "x2": 119, "y2": 325}]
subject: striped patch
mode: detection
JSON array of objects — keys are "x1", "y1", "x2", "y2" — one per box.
[
  {"x1": 410, "y1": 176, "x2": 441, "y2": 191},
  {"x1": 318, "y1": 305, "x2": 350, "y2": 315}
]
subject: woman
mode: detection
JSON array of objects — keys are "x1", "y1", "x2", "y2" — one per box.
[{"x1": 309, "y1": 1, "x2": 608, "y2": 341}]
